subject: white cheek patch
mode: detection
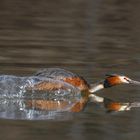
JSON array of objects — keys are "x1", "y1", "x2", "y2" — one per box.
[{"x1": 119, "y1": 76, "x2": 130, "y2": 83}]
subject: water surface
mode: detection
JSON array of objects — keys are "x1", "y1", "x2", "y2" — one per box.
[{"x1": 0, "y1": 0, "x2": 140, "y2": 140}]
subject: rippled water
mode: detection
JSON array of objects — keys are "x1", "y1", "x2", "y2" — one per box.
[{"x1": 0, "y1": 0, "x2": 140, "y2": 140}]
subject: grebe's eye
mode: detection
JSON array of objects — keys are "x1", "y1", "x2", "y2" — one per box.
[{"x1": 124, "y1": 77, "x2": 130, "y2": 82}]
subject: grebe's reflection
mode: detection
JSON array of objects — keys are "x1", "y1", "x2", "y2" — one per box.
[{"x1": 0, "y1": 93, "x2": 139, "y2": 120}]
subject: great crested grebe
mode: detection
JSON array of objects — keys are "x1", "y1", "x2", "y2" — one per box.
[{"x1": 27, "y1": 68, "x2": 140, "y2": 112}]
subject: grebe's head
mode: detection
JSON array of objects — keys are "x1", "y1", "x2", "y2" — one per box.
[{"x1": 104, "y1": 74, "x2": 140, "y2": 88}]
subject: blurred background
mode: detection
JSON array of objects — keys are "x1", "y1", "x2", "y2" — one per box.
[{"x1": 0, "y1": 0, "x2": 140, "y2": 140}]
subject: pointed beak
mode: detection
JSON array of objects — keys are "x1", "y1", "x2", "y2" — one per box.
[{"x1": 129, "y1": 80, "x2": 140, "y2": 85}]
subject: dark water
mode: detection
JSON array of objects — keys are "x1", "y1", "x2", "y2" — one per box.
[{"x1": 0, "y1": 0, "x2": 140, "y2": 140}]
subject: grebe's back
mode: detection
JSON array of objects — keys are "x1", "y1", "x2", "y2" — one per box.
[
  {"x1": 35, "y1": 68, "x2": 78, "y2": 79},
  {"x1": 34, "y1": 68, "x2": 89, "y2": 91}
]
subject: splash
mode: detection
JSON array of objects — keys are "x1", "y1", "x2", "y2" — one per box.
[{"x1": 0, "y1": 75, "x2": 80, "y2": 120}]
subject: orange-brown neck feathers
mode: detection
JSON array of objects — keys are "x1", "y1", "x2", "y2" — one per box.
[{"x1": 63, "y1": 77, "x2": 89, "y2": 91}]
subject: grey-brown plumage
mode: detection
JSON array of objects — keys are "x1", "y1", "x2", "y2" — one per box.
[{"x1": 35, "y1": 68, "x2": 78, "y2": 80}]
